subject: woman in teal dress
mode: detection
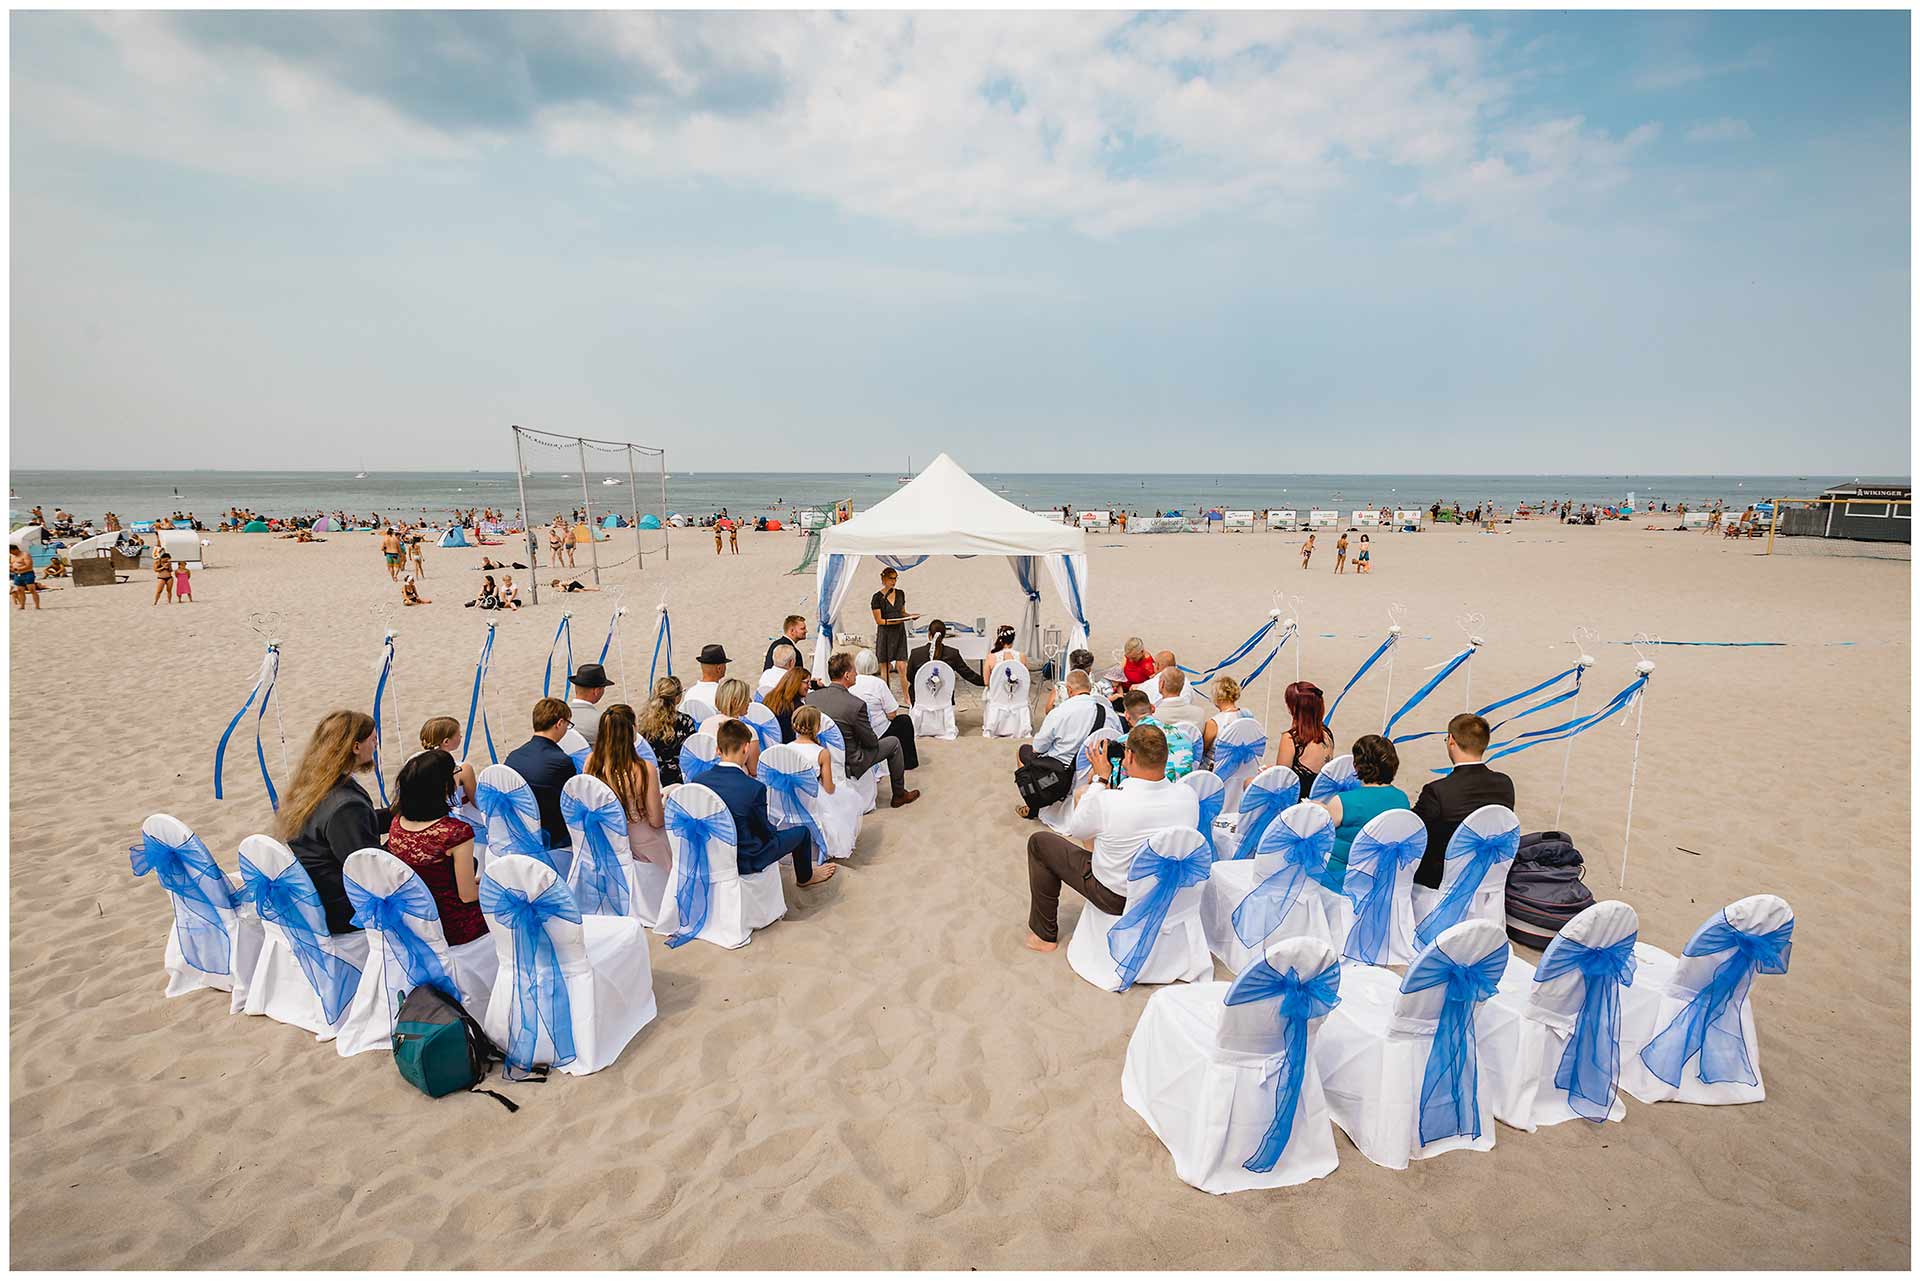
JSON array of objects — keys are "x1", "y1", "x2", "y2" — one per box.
[{"x1": 1317, "y1": 734, "x2": 1411, "y2": 892}]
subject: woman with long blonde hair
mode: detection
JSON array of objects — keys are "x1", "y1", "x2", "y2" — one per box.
[
  {"x1": 279, "y1": 709, "x2": 379, "y2": 935},
  {"x1": 699, "y1": 677, "x2": 760, "y2": 772},
  {"x1": 585, "y1": 703, "x2": 668, "y2": 866},
  {"x1": 637, "y1": 675, "x2": 698, "y2": 785}
]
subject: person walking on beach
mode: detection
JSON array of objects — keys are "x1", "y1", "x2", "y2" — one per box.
[
  {"x1": 1355, "y1": 534, "x2": 1371, "y2": 574},
  {"x1": 1334, "y1": 531, "x2": 1349, "y2": 574},
  {"x1": 714, "y1": 521, "x2": 724, "y2": 555},
  {"x1": 174, "y1": 560, "x2": 194, "y2": 602},
  {"x1": 1300, "y1": 533, "x2": 1315, "y2": 569},
  {"x1": 10, "y1": 544, "x2": 41, "y2": 610},
  {"x1": 728, "y1": 520, "x2": 740, "y2": 555},
  {"x1": 152, "y1": 551, "x2": 174, "y2": 604},
  {"x1": 381, "y1": 528, "x2": 404, "y2": 582}
]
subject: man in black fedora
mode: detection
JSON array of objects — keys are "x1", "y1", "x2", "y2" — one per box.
[
  {"x1": 568, "y1": 662, "x2": 614, "y2": 747},
  {"x1": 686, "y1": 643, "x2": 729, "y2": 709}
]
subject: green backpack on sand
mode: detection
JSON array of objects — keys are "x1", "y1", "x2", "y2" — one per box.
[{"x1": 392, "y1": 984, "x2": 521, "y2": 1110}]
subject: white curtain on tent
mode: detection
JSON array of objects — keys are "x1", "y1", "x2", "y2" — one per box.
[
  {"x1": 811, "y1": 553, "x2": 865, "y2": 678},
  {"x1": 1043, "y1": 553, "x2": 1091, "y2": 651}
]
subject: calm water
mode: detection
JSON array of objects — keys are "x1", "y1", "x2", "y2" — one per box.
[{"x1": 8, "y1": 468, "x2": 1876, "y2": 526}]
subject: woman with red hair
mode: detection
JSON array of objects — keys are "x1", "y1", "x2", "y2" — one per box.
[{"x1": 1274, "y1": 680, "x2": 1337, "y2": 795}]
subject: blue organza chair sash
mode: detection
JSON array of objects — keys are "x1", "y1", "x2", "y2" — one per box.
[
  {"x1": 1211, "y1": 733, "x2": 1268, "y2": 786},
  {"x1": 745, "y1": 715, "x2": 783, "y2": 751},
  {"x1": 758, "y1": 760, "x2": 829, "y2": 859},
  {"x1": 1640, "y1": 913, "x2": 1793, "y2": 1088},
  {"x1": 678, "y1": 744, "x2": 716, "y2": 783},
  {"x1": 237, "y1": 854, "x2": 363, "y2": 1024},
  {"x1": 1400, "y1": 941, "x2": 1510, "y2": 1144},
  {"x1": 1230, "y1": 817, "x2": 1334, "y2": 949},
  {"x1": 1534, "y1": 932, "x2": 1637, "y2": 1120},
  {"x1": 344, "y1": 871, "x2": 459, "y2": 1009},
  {"x1": 475, "y1": 779, "x2": 548, "y2": 858},
  {"x1": 664, "y1": 801, "x2": 738, "y2": 949},
  {"x1": 1412, "y1": 823, "x2": 1520, "y2": 947},
  {"x1": 559, "y1": 790, "x2": 632, "y2": 916},
  {"x1": 130, "y1": 830, "x2": 235, "y2": 976},
  {"x1": 476, "y1": 874, "x2": 580, "y2": 1076},
  {"x1": 816, "y1": 721, "x2": 847, "y2": 756},
  {"x1": 1223, "y1": 958, "x2": 1341, "y2": 1172},
  {"x1": 1309, "y1": 760, "x2": 1360, "y2": 802},
  {"x1": 1229, "y1": 775, "x2": 1297, "y2": 859},
  {"x1": 1340, "y1": 828, "x2": 1427, "y2": 965},
  {"x1": 1192, "y1": 788, "x2": 1225, "y2": 856},
  {"x1": 1107, "y1": 841, "x2": 1214, "y2": 991}
]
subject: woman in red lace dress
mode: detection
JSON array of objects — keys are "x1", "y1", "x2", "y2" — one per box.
[{"x1": 387, "y1": 750, "x2": 487, "y2": 946}]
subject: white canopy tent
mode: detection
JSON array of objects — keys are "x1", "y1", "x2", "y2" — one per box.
[{"x1": 812, "y1": 454, "x2": 1091, "y2": 677}]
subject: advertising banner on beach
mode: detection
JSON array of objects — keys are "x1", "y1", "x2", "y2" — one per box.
[
  {"x1": 1224, "y1": 510, "x2": 1254, "y2": 531},
  {"x1": 1268, "y1": 510, "x2": 1297, "y2": 530},
  {"x1": 1077, "y1": 511, "x2": 1112, "y2": 530},
  {"x1": 1129, "y1": 516, "x2": 1186, "y2": 534}
]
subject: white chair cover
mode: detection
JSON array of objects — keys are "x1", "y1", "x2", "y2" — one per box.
[
  {"x1": 1209, "y1": 717, "x2": 1269, "y2": 811},
  {"x1": 742, "y1": 702, "x2": 784, "y2": 752},
  {"x1": 1618, "y1": 894, "x2": 1794, "y2": 1106},
  {"x1": 235, "y1": 834, "x2": 370, "y2": 1041},
  {"x1": 757, "y1": 742, "x2": 840, "y2": 864},
  {"x1": 1178, "y1": 771, "x2": 1228, "y2": 859},
  {"x1": 816, "y1": 718, "x2": 878, "y2": 815},
  {"x1": 682, "y1": 697, "x2": 718, "y2": 725},
  {"x1": 1411, "y1": 804, "x2": 1520, "y2": 945},
  {"x1": 334, "y1": 848, "x2": 498, "y2": 1057},
  {"x1": 677, "y1": 731, "x2": 721, "y2": 786},
  {"x1": 651, "y1": 783, "x2": 786, "y2": 949},
  {"x1": 981, "y1": 660, "x2": 1033, "y2": 739},
  {"x1": 1201, "y1": 803, "x2": 1343, "y2": 975},
  {"x1": 910, "y1": 659, "x2": 960, "y2": 741},
  {"x1": 559, "y1": 726, "x2": 591, "y2": 771},
  {"x1": 1479, "y1": 900, "x2": 1639, "y2": 1129},
  {"x1": 474, "y1": 763, "x2": 555, "y2": 873},
  {"x1": 1313, "y1": 919, "x2": 1510, "y2": 1169},
  {"x1": 1122, "y1": 937, "x2": 1342, "y2": 1193},
  {"x1": 1040, "y1": 726, "x2": 1118, "y2": 834},
  {"x1": 130, "y1": 812, "x2": 261, "y2": 1009},
  {"x1": 1211, "y1": 766, "x2": 1300, "y2": 861},
  {"x1": 1307, "y1": 753, "x2": 1361, "y2": 802},
  {"x1": 1337, "y1": 809, "x2": 1426, "y2": 968},
  {"x1": 1067, "y1": 827, "x2": 1215, "y2": 993},
  {"x1": 477, "y1": 854, "x2": 656, "y2": 1077},
  {"x1": 560, "y1": 774, "x2": 647, "y2": 920},
  {"x1": 795, "y1": 738, "x2": 862, "y2": 859}
]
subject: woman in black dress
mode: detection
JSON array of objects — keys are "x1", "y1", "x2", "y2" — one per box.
[{"x1": 870, "y1": 566, "x2": 917, "y2": 701}]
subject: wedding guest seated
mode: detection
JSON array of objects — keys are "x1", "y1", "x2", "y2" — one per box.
[
  {"x1": 639, "y1": 676, "x2": 699, "y2": 784},
  {"x1": 852, "y1": 649, "x2": 918, "y2": 771},
  {"x1": 1022, "y1": 724, "x2": 1196, "y2": 953},
  {"x1": 791, "y1": 705, "x2": 860, "y2": 857},
  {"x1": 418, "y1": 716, "x2": 478, "y2": 808},
  {"x1": 1043, "y1": 648, "x2": 1095, "y2": 713},
  {"x1": 1148, "y1": 651, "x2": 1180, "y2": 705},
  {"x1": 700, "y1": 718, "x2": 835, "y2": 887},
  {"x1": 280, "y1": 710, "x2": 384, "y2": 935},
  {"x1": 805, "y1": 652, "x2": 920, "y2": 808},
  {"x1": 585, "y1": 703, "x2": 668, "y2": 869},
  {"x1": 502, "y1": 698, "x2": 579, "y2": 853},
  {"x1": 762, "y1": 666, "x2": 811, "y2": 743},
  {"x1": 1151, "y1": 667, "x2": 1210, "y2": 735},
  {"x1": 1411, "y1": 714, "x2": 1515, "y2": 889},
  {"x1": 387, "y1": 750, "x2": 486, "y2": 944},
  {"x1": 906, "y1": 619, "x2": 986, "y2": 703},
  {"x1": 1201, "y1": 676, "x2": 1248, "y2": 765},
  {"x1": 1113, "y1": 636, "x2": 1156, "y2": 710},
  {"x1": 1315, "y1": 733, "x2": 1411, "y2": 892},
  {"x1": 758, "y1": 645, "x2": 798, "y2": 697},
  {"x1": 1015, "y1": 670, "x2": 1112, "y2": 818},
  {"x1": 686, "y1": 644, "x2": 729, "y2": 707},
  {"x1": 698, "y1": 678, "x2": 762, "y2": 773},
  {"x1": 1275, "y1": 680, "x2": 1336, "y2": 794}
]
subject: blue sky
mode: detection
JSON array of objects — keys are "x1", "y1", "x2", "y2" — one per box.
[{"x1": 10, "y1": 11, "x2": 1910, "y2": 474}]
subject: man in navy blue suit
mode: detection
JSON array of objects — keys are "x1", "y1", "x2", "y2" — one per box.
[{"x1": 699, "y1": 720, "x2": 836, "y2": 887}]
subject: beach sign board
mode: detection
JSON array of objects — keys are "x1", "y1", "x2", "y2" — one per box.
[
  {"x1": 1309, "y1": 510, "x2": 1339, "y2": 528},
  {"x1": 1224, "y1": 510, "x2": 1255, "y2": 531},
  {"x1": 1353, "y1": 510, "x2": 1382, "y2": 527},
  {"x1": 1077, "y1": 511, "x2": 1112, "y2": 530},
  {"x1": 1032, "y1": 509, "x2": 1067, "y2": 524},
  {"x1": 1268, "y1": 509, "x2": 1298, "y2": 530},
  {"x1": 1394, "y1": 509, "x2": 1422, "y2": 526}
]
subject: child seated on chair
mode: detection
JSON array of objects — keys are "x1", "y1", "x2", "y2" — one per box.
[
  {"x1": 700, "y1": 718, "x2": 836, "y2": 888},
  {"x1": 419, "y1": 716, "x2": 479, "y2": 808}
]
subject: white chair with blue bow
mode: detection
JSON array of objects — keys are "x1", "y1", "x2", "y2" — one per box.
[
  {"x1": 129, "y1": 813, "x2": 261, "y2": 1009},
  {"x1": 1477, "y1": 900, "x2": 1639, "y2": 1129},
  {"x1": 474, "y1": 763, "x2": 556, "y2": 876},
  {"x1": 234, "y1": 834, "x2": 369, "y2": 1041},
  {"x1": 1041, "y1": 727, "x2": 1117, "y2": 834},
  {"x1": 677, "y1": 731, "x2": 721, "y2": 786},
  {"x1": 1179, "y1": 770, "x2": 1227, "y2": 858},
  {"x1": 910, "y1": 659, "x2": 959, "y2": 741},
  {"x1": 652, "y1": 783, "x2": 787, "y2": 949},
  {"x1": 559, "y1": 726, "x2": 591, "y2": 771},
  {"x1": 1617, "y1": 894, "x2": 1794, "y2": 1106},
  {"x1": 334, "y1": 848, "x2": 499, "y2": 1057},
  {"x1": 758, "y1": 742, "x2": 840, "y2": 864},
  {"x1": 477, "y1": 853, "x2": 656, "y2": 1078},
  {"x1": 743, "y1": 702, "x2": 785, "y2": 754},
  {"x1": 1121, "y1": 937, "x2": 1343, "y2": 1193},
  {"x1": 1067, "y1": 827, "x2": 1215, "y2": 993},
  {"x1": 1337, "y1": 809, "x2": 1427, "y2": 968},
  {"x1": 681, "y1": 696, "x2": 718, "y2": 726},
  {"x1": 1208, "y1": 717, "x2": 1268, "y2": 812},
  {"x1": 816, "y1": 718, "x2": 878, "y2": 817},
  {"x1": 1210, "y1": 766, "x2": 1299, "y2": 861},
  {"x1": 981, "y1": 660, "x2": 1032, "y2": 739},
  {"x1": 1308, "y1": 753, "x2": 1361, "y2": 804},
  {"x1": 1313, "y1": 918, "x2": 1510, "y2": 1170},
  {"x1": 561, "y1": 774, "x2": 658, "y2": 922},
  {"x1": 1200, "y1": 802, "x2": 1344, "y2": 976},
  {"x1": 1410, "y1": 804, "x2": 1520, "y2": 947}
]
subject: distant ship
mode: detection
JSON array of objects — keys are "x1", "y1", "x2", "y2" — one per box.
[
  {"x1": 602, "y1": 477, "x2": 623, "y2": 486},
  {"x1": 354, "y1": 471, "x2": 368, "y2": 480},
  {"x1": 897, "y1": 455, "x2": 913, "y2": 484}
]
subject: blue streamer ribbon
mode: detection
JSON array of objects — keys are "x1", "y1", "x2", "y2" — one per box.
[
  {"x1": 1384, "y1": 645, "x2": 1476, "y2": 743},
  {"x1": 1438, "y1": 674, "x2": 1649, "y2": 773},
  {"x1": 1224, "y1": 958, "x2": 1342, "y2": 1172},
  {"x1": 1474, "y1": 663, "x2": 1584, "y2": 735},
  {"x1": 476, "y1": 874, "x2": 580, "y2": 1076},
  {"x1": 237, "y1": 854, "x2": 363, "y2": 1025},
  {"x1": 1340, "y1": 826, "x2": 1428, "y2": 965},
  {"x1": 1413, "y1": 820, "x2": 1520, "y2": 947},
  {"x1": 1401, "y1": 939, "x2": 1509, "y2": 1145},
  {"x1": 664, "y1": 799, "x2": 736, "y2": 948},
  {"x1": 1107, "y1": 838, "x2": 1212, "y2": 991},
  {"x1": 344, "y1": 871, "x2": 459, "y2": 1011},
  {"x1": 1535, "y1": 932, "x2": 1637, "y2": 1120},
  {"x1": 467, "y1": 623, "x2": 499, "y2": 765},
  {"x1": 1227, "y1": 772, "x2": 1298, "y2": 859},
  {"x1": 475, "y1": 778, "x2": 549, "y2": 861},
  {"x1": 1640, "y1": 913, "x2": 1792, "y2": 1088},
  {"x1": 543, "y1": 614, "x2": 573, "y2": 699},
  {"x1": 559, "y1": 790, "x2": 631, "y2": 916},
  {"x1": 129, "y1": 830, "x2": 235, "y2": 976},
  {"x1": 1231, "y1": 811, "x2": 1334, "y2": 949},
  {"x1": 371, "y1": 636, "x2": 395, "y2": 806},
  {"x1": 1178, "y1": 618, "x2": 1277, "y2": 682},
  {"x1": 213, "y1": 644, "x2": 281, "y2": 811},
  {"x1": 649, "y1": 608, "x2": 674, "y2": 686},
  {"x1": 598, "y1": 609, "x2": 619, "y2": 665},
  {"x1": 758, "y1": 758, "x2": 829, "y2": 860},
  {"x1": 1190, "y1": 782, "x2": 1225, "y2": 857},
  {"x1": 1324, "y1": 633, "x2": 1397, "y2": 729}
]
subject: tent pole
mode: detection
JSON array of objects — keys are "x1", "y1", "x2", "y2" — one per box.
[
  {"x1": 514, "y1": 426, "x2": 538, "y2": 607},
  {"x1": 660, "y1": 449, "x2": 671, "y2": 561},
  {"x1": 628, "y1": 449, "x2": 641, "y2": 569}
]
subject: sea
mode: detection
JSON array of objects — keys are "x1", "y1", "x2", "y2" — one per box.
[{"x1": 7, "y1": 468, "x2": 1882, "y2": 527}]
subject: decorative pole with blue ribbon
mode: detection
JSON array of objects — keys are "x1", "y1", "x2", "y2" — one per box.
[
  {"x1": 1263, "y1": 609, "x2": 1297, "y2": 733},
  {"x1": 1618, "y1": 656, "x2": 1654, "y2": 889},
  {"x1": 468, "y1": 621, "x2": 499, "y2": 765},
  {"x1": 1556, "y1": 649, "x2": 1597, "y2": 827},
  {"x1": 648, "y1": 602, "x2": 673, "y2": 688},
  {"x1": 371, "y1": 629, "x2": 397, "y2": 806},
  {"x1": 213, "y1": 640, "x2": 283, "y2": 811},
  {"x1": 600, "y1": 602, "x2": 629, "y2": 689},
  {"x1": 1324, "y1": 628, "x2": 1398, "y2": 731},
  {"x1": 542, "y1": 611, "x2": 574, "y2": 699}
]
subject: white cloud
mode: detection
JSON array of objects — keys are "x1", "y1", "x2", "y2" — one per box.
[
  {"x1": 1686, "y1": 117, "x2": 1754, "y2": 143},
  {"x1": 1631, "y1": 46, "x2": 1772, "y2": 92}
]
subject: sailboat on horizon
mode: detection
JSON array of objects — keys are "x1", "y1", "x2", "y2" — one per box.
[{"x1": 896, "y1": 455, "x2": 913, "y2": 484}]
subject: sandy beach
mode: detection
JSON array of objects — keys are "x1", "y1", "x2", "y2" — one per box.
[{"x1": 8, "y1": 518, "x2": 1908, "y2": 1269}]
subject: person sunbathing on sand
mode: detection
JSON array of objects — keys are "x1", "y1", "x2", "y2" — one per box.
[
  {"x1": 551, "y1": 578, "x2": 600, "y2": 592},
  {"x1": 402, "y1": 575, "x2": 430, "y2": 606}
]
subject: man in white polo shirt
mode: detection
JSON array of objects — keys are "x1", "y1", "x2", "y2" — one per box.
[
  {"x1": 1023, "y1": 723, "x2": 1198, "y2": 951},
  {"x1": 758, "y1": 645, "x2": 797, "y2": 697}
]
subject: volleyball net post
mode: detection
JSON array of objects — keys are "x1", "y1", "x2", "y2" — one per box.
[{"x1": 509, "y1": 425, "x2": 668, "y2": 606}]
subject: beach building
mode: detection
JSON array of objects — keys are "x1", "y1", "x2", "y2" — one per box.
[{"x1": 1773, "y1": 481, "x2": 1911, "y2": 543}]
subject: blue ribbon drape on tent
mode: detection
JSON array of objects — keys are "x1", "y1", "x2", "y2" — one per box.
[
  {"x1": 1011, "y1": 556, "x2": 1042, "y2": 602},
  {"x1": 875, "y1": 555, "x2": 930, "y2": 571}
]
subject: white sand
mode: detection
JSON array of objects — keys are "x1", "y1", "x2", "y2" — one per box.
[{"x1": 9, "y1": 519, "x2": 1908, "y2": 1268}]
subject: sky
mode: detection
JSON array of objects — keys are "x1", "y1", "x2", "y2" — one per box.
[{"x1": 9, "y1": 10, "x2": 1911, "y2": 474}]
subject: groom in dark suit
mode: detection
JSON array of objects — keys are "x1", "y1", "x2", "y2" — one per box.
[
  {"x1": 697, "y1": 720, "x2": 834, "y2": 887},
  {"x1": 1411, "y1": 713, "x2": 1516, "y2": 888}
]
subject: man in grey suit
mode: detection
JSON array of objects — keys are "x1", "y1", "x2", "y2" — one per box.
[{"x1": 806, "y1": 651, "x2": 921, "y2": 809}]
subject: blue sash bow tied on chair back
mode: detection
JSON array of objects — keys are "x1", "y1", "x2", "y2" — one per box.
[
  {"x1": 1340, "y1": 826, "x2": 1427, "y2": 965},
  {"x1": 1231, "y1": 812, "x2": 1334, "y2": 949},
  {"x1": 678, "y1": 743, "x2": 716, "y2": 783},
  {"x1": 1535, "y1": 932, "x2": 1637, "y2": 1120},
  {"x1": 1413, "y1": 820, "x2": 1520, "y2": 948},
  {"x1": 758, "y1": 759, "x2": 829, "y2": 860},
  {"x1": 1224, "y1": 958, "x2": 1342, "y2": 1172},
  {"x1": 1228, "y1": 773, "x2": 1298, "y2": 859},
  {"x1": 559, "y1": 790, "x2": 632, "y2": 916},
  {"x1": 475, "y1": 778, "x2": 550, "y2": 863},
  {"x1": 1211, "y1": 733, "x2": 1268, "y2": 787},
  {"x1": 664, "y1": 800, "x2": 738, "y2": 948},
  {"x1": 476, "y1": 874, "x2": 580, "y2": 1075},
  {"x1": 238, "y1": 854, "x2": 362, "y2": 1025},
  {"x1": 1400, "y1": 940, "x2": 1510, "y2": 1144},
  {"x1": 1107, "y1": 838, "x2": 1213, "y2": 991},
  {"x1": 1186, "y1": 780, "x2": 1225, "y2": 857},
  {"x1": 1640, "y1": 913, "x2": 1793, "y2": 1088},
  {"x1": 344, "y1": 871, "x2": 459, "y2": 1010},
  {"x1": 130, "y1": 829, "x2": 235, "y2": 976}
]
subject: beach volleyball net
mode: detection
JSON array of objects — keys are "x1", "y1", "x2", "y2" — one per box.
[{"x1": 509, "y1": 424, "x2": 669, "y2": 606}]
